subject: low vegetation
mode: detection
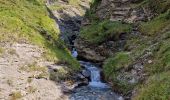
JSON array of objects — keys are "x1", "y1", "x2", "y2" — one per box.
[
  {"x1": 10, "y1": 91, "x2": 22, "y2": 100},
  {"x1": 103, "y1": 52, "x2": 133, "y2": 93},
  {"x1": 0, "y1": 47, "x2": 4, "y2": 55},
  {"x1": 50, "y1": 67, "x2": 70, "y2": 82},
  {"x1": 139, "y1": 10, "x2": 170, "y2": 36},
  {"x1": 80, "y1": 20, "x2": 132, "y2": 44},
  {"x1": 133, "y1": 72, "x2": 170, "y2": 100}
]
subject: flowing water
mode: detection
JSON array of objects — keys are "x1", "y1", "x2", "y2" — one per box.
[
  {"x1": 70, "y1": 51, "x2": 124, "y2": 100},
  {"x1": 80, "y1": 61, "x2": 110, "y2": 89}
]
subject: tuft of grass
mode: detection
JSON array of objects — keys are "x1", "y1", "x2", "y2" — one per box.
[
  {"x1": 80, "y1": 20, "x2": 132, "y2": 44},
  {"x1": 8, "y1": 49, "x2": 17, "y2": 55},
  {"x1": 0, "y1": 47, "x2": 4, "y2": 55},
  {"x1": 50, "y1": 67, "x2": 69, "y2": 82},
  {"x1": 133, "y1": 72, "x2": 170, "y2": 100},
  {"x1": 10, "y1": 91, "x2": 22, "y2": 100}
]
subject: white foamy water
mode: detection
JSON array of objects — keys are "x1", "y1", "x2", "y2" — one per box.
[{"x1": 80, "y1": 61, "x2": 110, "y2": 88}]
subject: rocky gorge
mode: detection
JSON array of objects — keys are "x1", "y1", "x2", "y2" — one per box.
[
  {"x1": 48, "y1": 0, "x2": 170, "y2": 99},
  {"x1": 0, "y1": 0, "x2": 170, "y2": 100}
]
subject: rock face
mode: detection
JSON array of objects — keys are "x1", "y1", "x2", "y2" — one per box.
[
  {"x1": 95, "y1": 0, "x2": 152, "y2": 23},
  {"x1": 75, "y1": 35, "x2": 127, "y2": 62},
  {"x1": 47, "y1": 0, "x2": 91, "y2": 47}
]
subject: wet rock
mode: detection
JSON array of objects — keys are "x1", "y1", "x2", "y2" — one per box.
[
  {"x1": 77, "y1": 73, "x2": 86, "y2": 79},
  {"x1": 82, "y1": 70, "x2": 90, "y2": 77}
]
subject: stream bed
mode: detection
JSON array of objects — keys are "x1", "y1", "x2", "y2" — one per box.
[{"x1": 70, "y1": 60, "x2": 123, "y2": 100}]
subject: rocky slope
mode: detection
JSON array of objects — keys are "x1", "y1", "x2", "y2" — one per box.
[
  {"x1": 0, "y1": 43, "x2": 69, "y2": 100},
  {"x1": 46, "y1": 0, "x2": 91, "y2": 48},
  {"x1": 75, "y1": 0, "x2": 170, "y2": 99}
]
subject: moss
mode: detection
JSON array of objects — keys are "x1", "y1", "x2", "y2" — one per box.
[
  {"x1": 80, "y1": 20, "x2": 132, "y2": 44},
  {"x1": 133, "y1": 72, "x2": 170, "y2": 100}
]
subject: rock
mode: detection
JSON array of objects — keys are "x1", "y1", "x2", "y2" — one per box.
[
  {"x1": 77, "y1": 73, "x2": 85, "y2": 79},
  {"x1": 82, "y1": 70, "x2": 90, "y2": 77},
  {"x1": 148, "y1": 60, "x2": 152, "y2": 64}
]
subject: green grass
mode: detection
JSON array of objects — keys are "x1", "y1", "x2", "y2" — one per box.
[
  {"x1": 147, "y1": 0, "x2": 170, "y2": 14},
  {"x1": 133, "y1": 72, "x2": 170, "y2": 100},
  {"x1": 68, "y1": 0, "x2": 80, "y2": 6},
  {"x1": 0, "y1": 0, "x2": 80, "y2": 72},
  {"x1": 48, "y1": 3, "x2": 65, "y2": 11},
  {"x1": 139, "y1": 10, "x2": 170, "y2": 36},
  {"x1": 85, "y1": 0, "x2": 101, "y2": 21},
  {"x1": 103, "y1": 52, "x2": 132, "y2": 80},
  {"x1": 80, "y1": 20, "x2": 132, "y2": 44},
  {"x1": 0, "y1": 47, "x2": 4, "y2": 55},
  {"x1": 103, "y1": 52, "x2": 133, "y2": 93},
  {"x1": 145, "y1": 32, "x2": 170, "y2": 74}
]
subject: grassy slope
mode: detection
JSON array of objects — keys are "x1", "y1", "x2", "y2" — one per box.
[
  {"x1": 0, "y1": 0, "x2": 80, "y2": 71},
  {"x1": 133, "y1": 1, "x2": 170, "y2": 99}
]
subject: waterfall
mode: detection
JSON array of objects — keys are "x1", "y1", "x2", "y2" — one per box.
[
  {"x1": 90, "y1": 67, "x2": 101, "y2": 82},
  {"x1": 79, "y1": 61, "x2": 110, "y2": 88}
]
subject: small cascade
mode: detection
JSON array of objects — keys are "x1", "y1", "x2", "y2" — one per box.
[
  {"x1": 71, "y1": 51, "x2": 124, "y2": 100},
  {"x1": 80, "y1": 61, "x2": 110, "y2": 88}
]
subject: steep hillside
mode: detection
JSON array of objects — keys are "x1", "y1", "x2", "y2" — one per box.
[
  {"x1": 75, "y1": 0, "x2": 170, "y2": 99},
  {"x1": 0, "y1": 0, "x2": 80, "y2": 99}
]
